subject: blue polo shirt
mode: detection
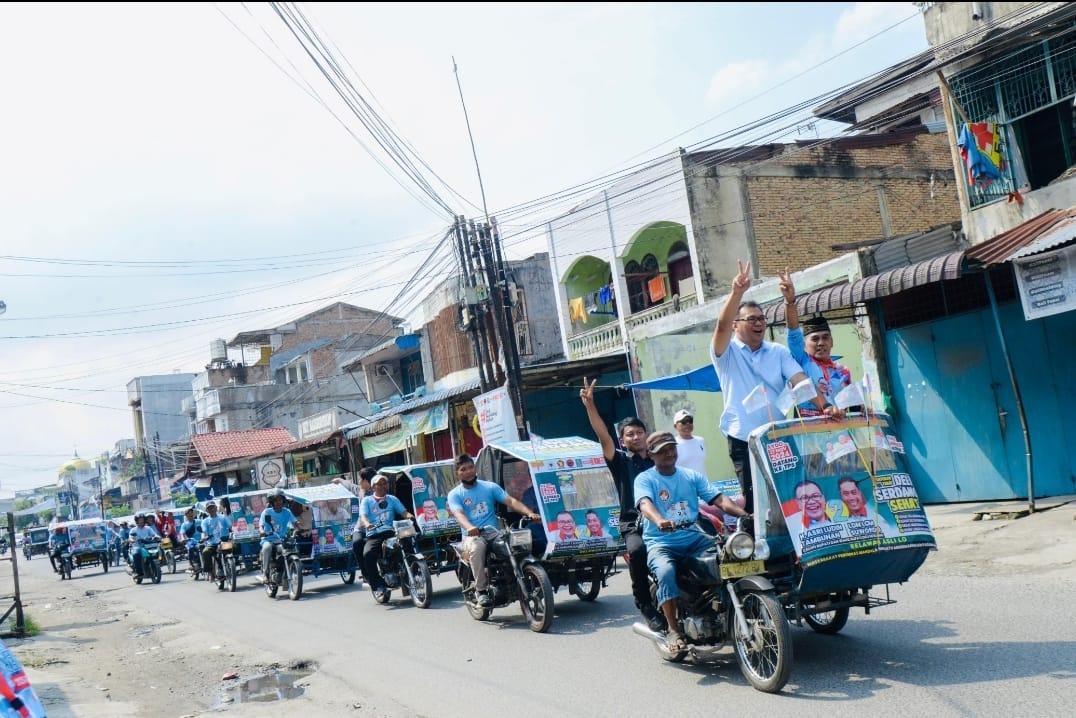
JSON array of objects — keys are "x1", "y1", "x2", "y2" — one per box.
[
  {"x1": 711, "y1": 337, "x2": 804, "y2": 441},
  {"x1": 787, "y1": 327, "x2": 853, "y2": 413},
  {"x1": 634, "y1": 466, "x2": 719, "y2": 549},
  {"x1": 447, "y1": 480, "x2": 507, "y2": 530}
]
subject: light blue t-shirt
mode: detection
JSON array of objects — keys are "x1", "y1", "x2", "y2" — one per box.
[
  {"x1": 711, "y1": 338, "x2": 804, "y2": 441},
  {"x1": 447, "y1": 480, "x2": 507, "y2": 530},
  {"x1": 634, "y1": 466, "x2": 719, "y2": 550},
  {"x1": 787, "y1": 327, "x2": 853, "y2": 413},
  {"x1": 360, "y1": 494, "x2": 408, "y2": 537},
  {"x1": 129, "y1": 524, "x2": 160, "y2": 543},
  {"x1": 201, "y1": 515, "x2": 231, "y2": 545},
  {"x1": 259, "y1": 507, "x2": 296, "y2": 543},
  {"x1": 180, "y1": 519, "x2": 202, "y2": 543}
]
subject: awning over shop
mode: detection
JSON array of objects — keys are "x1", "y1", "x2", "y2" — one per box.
[
  {"x1": 767, "y1": 252, "x2": 964, "y2": 324},
  {"x1": 361, "y1": 427, "x2": 410, "y2": 458},
  {"x1": 344, "y1": 379, "x2": 481, "y2": 439}
]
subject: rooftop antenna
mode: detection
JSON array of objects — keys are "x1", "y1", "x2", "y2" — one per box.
[{"x1": 452, "y1": 56, "x2": 491, "y2": 224}]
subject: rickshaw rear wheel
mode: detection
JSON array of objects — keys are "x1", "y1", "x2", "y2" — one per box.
[
  {"x1": 465, "y1": 598, "x2": 491, "y2": 621},
  {"x1": 408, "y1": 557, "x2": 433, "y2": 609},
  {"x1": 101, "y1": 553, "x2": 109, "y2": 574},
  {"x1": 520, "y1": 563, "x2": 554, "y2": 633},
  {"x1": 570, "y1": 564, "x2": 603, "y2": 602},
  {"x1": 733, "y1": 591, "x2": 791, "y2": 694},
  {"x1": 803, "y1": 605, "x2": 850, "y2": 634}
]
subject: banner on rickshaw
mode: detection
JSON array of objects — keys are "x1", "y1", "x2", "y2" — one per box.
[
  {"x1": 755, "y1": 415, "x2": 936, "y2": 571},
  {"x1": 67, "y1": 520, "x2": 106, "y2": 552},
  {"x1": 493, "y1": 437, "x2": 622, "y2": 560},
  {"x1": 283, "y1": 484, "x2": 358, "y2": 557},
  {"x1": 225, "y1": 491, "x2": 270, "y2": 540},
  {"x1": 404, "y1": 460, "x2": 461, "y2": 538}
]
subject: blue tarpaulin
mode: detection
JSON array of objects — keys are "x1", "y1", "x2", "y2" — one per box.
[{"x1": 626, "y1": 364, "x2": 721, "y2": 392}]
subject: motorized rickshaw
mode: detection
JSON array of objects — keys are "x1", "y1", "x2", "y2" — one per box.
[
  {"x1": 748, "y1": 412, "x2": 936, "y2": 633},
  {"x1": 474, "y1": 436, "x2": 624, "y2": 602},
  {"x1": 284, "y1": 483, "x2": 361, "y2": 592},
  {"x1": 221, "y1": 489, "x2": 275, "y2": 582},
  {"x1": 54, "y1": 518, "x2": 110, "y2": 579},
  {"x1": 23, "y1": 527, "x2": 50, "y2": 560},
  {"x1": 379, "y1": 459, "x2": 462, "y2": 576}
]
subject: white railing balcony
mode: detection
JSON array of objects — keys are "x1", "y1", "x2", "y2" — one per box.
[{"x1": 567, "y1": 294, "x2": 698, "y2": 359}]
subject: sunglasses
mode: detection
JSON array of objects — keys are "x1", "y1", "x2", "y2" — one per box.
[{"x1": 677, "y1": 418, "x2": 693, "y2": 424}]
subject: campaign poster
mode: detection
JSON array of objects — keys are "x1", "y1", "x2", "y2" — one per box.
[
  {"x1": 408, "y1": 461, "x2": 461, "y2": 538},
  {"x1": 493, "y1": 436, "x2": 622, "y2": 559},
  {"x1": 287, "y1": 484, "x2": 358, "y2": 556},
  {"x1": 0, "y1": 639, "x2": 46, "y2": 718},
  {"x1": 227, "y1": 491, "x2": 270, "y2": 540},
  {"x1": 69, "y1": 522, "x2": 106, "y2": 552},
  {"x1": 754, "y1": 415, "x2": 935, "y2": 593}
]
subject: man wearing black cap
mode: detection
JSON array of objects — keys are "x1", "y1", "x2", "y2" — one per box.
[
  {"x1": 580, "y1": 377, "x2": 663, "y2": 631},
  {"x1": 780, "y1": 269, "x2": 854, "y2": 416},
  {"x1": 634, "y1": 431, "x2": 750, "y2": 651}
]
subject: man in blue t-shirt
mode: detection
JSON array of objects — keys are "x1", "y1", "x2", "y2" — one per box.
[
  {"x1": 200, "y1": 501, "x2": 232, "y2": 579},
  {"x1": 258, "y1": 489, "x2": 296, "y2": 583},
  {"x1": 446, "y1": 453, "x2": 539, "y2": 607},
  {"x1": 359, "y1": 473, "x2": 413, "y2": 601},
  {"x1": 635, "y1": 431, "x2": 750, "y2": 652}
]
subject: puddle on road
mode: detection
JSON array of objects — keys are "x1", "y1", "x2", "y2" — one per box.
[{"x1": 215, "y1": 663, "x2": 317, "y2": 707}]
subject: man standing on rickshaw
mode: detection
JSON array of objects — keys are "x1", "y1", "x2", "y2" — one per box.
[
  {"x1": 635, "y1": 431, "x2": 750, "y2": 652},
  {"x1": 580, "y1": 378, "x2": 663, "y2": 632},
  {"x1": 711, "y1": 260, "x2": 837, "y2": 511}
]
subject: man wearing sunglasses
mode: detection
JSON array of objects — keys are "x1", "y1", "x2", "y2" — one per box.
[
  {"x1": 712, "y1": 259, "x2": 825, "y2": 512},
  {"x1": 359, "y1": 474, "x2": 414, "y2": 602}
]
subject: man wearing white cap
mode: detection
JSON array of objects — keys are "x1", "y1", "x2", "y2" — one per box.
[{"x1": 672, "y1": 409, "x2": 705, "y2": 476}]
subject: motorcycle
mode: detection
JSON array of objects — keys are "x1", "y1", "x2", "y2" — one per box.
[
  {"x1": 57, "y1": 547, "x2": 73, "y2": 581},
  {"x1": 451, "y1": 524, "x2": 555, "y2": 633},
  {"x1": 206, "y1": 541, "x2": 238, "y2": 592},
  {"x1": 262, "y1": 517, "x2": 303, "y2": 601},
  {"x1": 126, "y1": 539, "x2": 163, "y2": 585},
  {"x1": 369, "y1": 520, "x2": 433, "y2": 609},
  {"x1": 159, "y1": 536, "x2": 179, "y2": 574},
  {"x1": 631, "y1": 522, "x2": 791, "y2": 693},
  {"x1": 185, "y1": 539, "x2": 205, "y2": 580}
]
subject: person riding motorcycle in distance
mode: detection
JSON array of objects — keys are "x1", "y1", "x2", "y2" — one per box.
[
  {"x1": 128, "y1": 513, "x2": 162, "y2": 579},
  {"x1": 359, "y1": 473, "x2": 414, "y2": 602},
  {"x1": 48, "y1": 524, "x2": 71, "y2": 574},
  {"x1": 179, "y1": 507, "x2": 204, "y2": 571},
  {"x1": 200, "y1": 501, "x2": 232, "y2": 579},
  {"x1": 446, "y1": 453, "x2": 540, "y2": 608},
  {"x1": 634, "y1": 431, "x2": 750, "y2": 652},
  {"x1": 258, "y1": 488, "x2": 296, "y2": 583}
]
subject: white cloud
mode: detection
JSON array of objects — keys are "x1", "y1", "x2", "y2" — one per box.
[{"x1": 705, "y1": 60, "x2": 771, "y2": 107}]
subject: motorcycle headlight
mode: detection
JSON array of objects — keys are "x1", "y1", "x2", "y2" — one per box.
[
  {"x1": 508, "y1": 529, "x2": 532, "y2": 550},
  {"x1": 726, "y1": 531, "x2": 755, "y2": 560},
  {"x1": 393, "y1": 520, "x2": 416, "y2": 539}
]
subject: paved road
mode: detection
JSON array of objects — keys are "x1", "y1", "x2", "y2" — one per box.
[{"x1": 12, "y1": 546, "x2": 1076, "y2": 718}]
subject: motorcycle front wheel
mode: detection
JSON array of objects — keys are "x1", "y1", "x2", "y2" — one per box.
[
  {"x1": 148, "y1": 559, "x2": 162, "y2": 585},
  {"x1": 733, "y1": 591, "x2": 792, "y2": 694},
  {"x1": 286, "y1": 557, "x2": 303, "y2": 601},
  {"x1": 520, "y1": 563, "x2": 554, "y2": 633},
  {"x1": 408, "y1": 557, "x2": 433, "y2": 609}
]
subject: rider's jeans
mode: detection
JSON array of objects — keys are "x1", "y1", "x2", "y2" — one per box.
[
  {"x1": 463, "y1": 533, "x2": 492, "y2": 591},
  {"x1": 130, "y1": 545, "x2": 146, "y2": 576},
  {"x1": 646, "y1": 531, "x2": 714, "y2": 609},
  {"x1": 362, "y1": 533, "x2": 390, "y2": 591},
  {"x1": 202, "y1": 544, "x2": 219, "y2": 574},
  {"x1": 260, "y1": 539, "x2": 279, "y2": 577}
]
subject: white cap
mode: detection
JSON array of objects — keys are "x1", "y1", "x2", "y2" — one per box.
[{"x1": 673, "y1": 409, "x2": 693, "y2": 424}]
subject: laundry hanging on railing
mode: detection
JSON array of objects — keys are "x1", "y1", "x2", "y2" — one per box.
[
  {"x1": 957, "y1": 122, "x2": 1002, "y2": 188},
  {"x1": 568, "y1": 296, "x2": 587, "y2": 323},
  {"x1": 648, "y1": 275, "x2": 667, "y2": 302}
]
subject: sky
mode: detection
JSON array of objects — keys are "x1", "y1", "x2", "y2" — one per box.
[{"x1": 0, "y1": 2, "x2": 930, "y2": 493}]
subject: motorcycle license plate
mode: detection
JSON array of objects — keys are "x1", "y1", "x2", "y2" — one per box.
[{"x1": 720, "y1": 559, "x2": 765, "y2": 580}]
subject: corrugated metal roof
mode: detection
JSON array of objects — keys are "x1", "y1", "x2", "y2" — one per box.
[
  {"x1": 872, "y1": 222, "x2": 964, "y2": 272},
  {"x1": 767, "y1": 251, "x2": 964, "y2": 323},
  {"x1": 966, "y1": 208, "x2": 1076, "y2": 265},
  {"x1": 344, "y1": 379, "x2": 482, "y2": 439}
]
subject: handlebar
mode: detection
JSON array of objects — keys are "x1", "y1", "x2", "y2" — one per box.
[{"x1": 660, "y1": 520, "x2": 698, "y2": 533}]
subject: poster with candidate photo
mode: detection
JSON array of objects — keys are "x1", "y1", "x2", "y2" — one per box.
[{"x1": 751, "y1": 414, "x2": 936, "y2": 595}]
